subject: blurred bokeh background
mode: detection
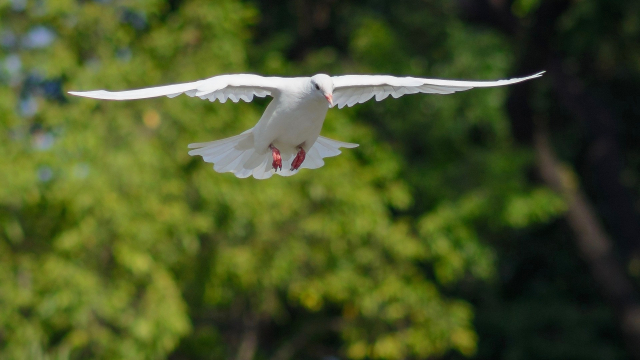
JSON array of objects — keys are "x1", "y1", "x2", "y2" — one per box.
[{"x1": 2, "y1": 0, "x2": 640, "y2": 359}]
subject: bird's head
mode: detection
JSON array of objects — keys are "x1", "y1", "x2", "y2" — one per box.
[{"x1": 310, "y1": 74, "x2": 334, "y2": 108}]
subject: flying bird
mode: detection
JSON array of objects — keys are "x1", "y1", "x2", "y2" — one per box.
[{"x1": 69, "y1": 71, "x2": 544, "y2": 179}]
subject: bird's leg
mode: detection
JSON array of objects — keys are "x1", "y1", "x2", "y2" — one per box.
[
  {"x1": 291, "y1": 147, "x2": 306, "y2": 171},
  {"x1": 270, "y1": 145, "x2": 282, "y2": 171}
]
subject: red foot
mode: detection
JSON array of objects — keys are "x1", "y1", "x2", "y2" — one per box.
[
  {"x1": 270, "y1": 145, "x2": 282, "y2": 171},
  {"x1": 291, "y1": 147, "x2": 306, "y2": 171}
]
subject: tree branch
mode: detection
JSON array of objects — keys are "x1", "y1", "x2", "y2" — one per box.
[
  {"x1": 235, "y1": 316, "x2": 259, "y2": 360},
  {"x1": 534, "y1": 128, "x2": 640, "y2": 359}
]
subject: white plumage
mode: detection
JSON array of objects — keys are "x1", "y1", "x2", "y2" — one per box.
[{"x1": 69, "y1": 71, "x2": 544, "y2": 179}]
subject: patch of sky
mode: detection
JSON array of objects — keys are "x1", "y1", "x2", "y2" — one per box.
[
  {"x1": 32, "y1": 131, "x2": 54, "y2": 151},
  {"x1": 19, "y1": 96, "x2": 38, "y2": 117},
  {"x1": 22, "y1": 26, "x2": 55, "y2": 49},
  {"x1": 11, "y1": 0, "x2": 26, "y2": 12},
  {"x1": 37, "y1": 166, "x2": 53, "y2": 182},
  {"x1": 4, "y1": 54, "x2": 21, "y2": 75}
]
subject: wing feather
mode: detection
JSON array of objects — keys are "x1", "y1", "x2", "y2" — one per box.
[
  {"x1": 391, "y1": 86, "x2": 404, "y2": 98},
  {"x1": 346, "y1": 87, "x2": 364, "y2": 107},
  {"x1": 333, "y1": 87, "x2": 352, "y2": 108},
  {"x1": 331, "y1": 71, "x2": 544, "y2": 108},
  {"x1": 68, "y1": 74, "x2": 282, "y2": 103},
  {"x1": 358, "y1": 88, "x2": 375, "y2": 104}
]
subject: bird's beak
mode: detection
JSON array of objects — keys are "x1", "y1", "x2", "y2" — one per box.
[{"x1": 325, "y1": 93, "x2": 333, "y2": 108}]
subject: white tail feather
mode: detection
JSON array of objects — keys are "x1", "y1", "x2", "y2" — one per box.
[{"x1": 188, "y1": 130, "x2": 358, "y2": 179}]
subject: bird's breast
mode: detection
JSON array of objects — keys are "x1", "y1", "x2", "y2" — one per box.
[{"x1": 255, "y1": 95, "x2": 329, "y2": 152}]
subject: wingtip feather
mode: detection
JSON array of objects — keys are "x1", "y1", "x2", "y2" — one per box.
[
  {"x1": 68, "y1": 90, "x2": 96, "y2": 97},
  {"x1": 518, "y1": 71, "x2": 545, "y2": 81},
  {"x1": 68, "y1": 90, "x2": 122, "y2": 100}
]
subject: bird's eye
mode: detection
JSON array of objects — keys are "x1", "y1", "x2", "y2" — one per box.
[{"x1": 314, "y1": 84, "x2": 320, "y2": 90}]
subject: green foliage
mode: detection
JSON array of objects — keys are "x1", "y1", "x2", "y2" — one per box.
[
  {"x1": 503, "y1": 188, "x2": 567, "y2": 228},
  {"x1": 0, "y1": 0, "x2": 573, "y2": 359},
  {"x1": 512, "y1": 0, "x2": 541, "y2": 18}
]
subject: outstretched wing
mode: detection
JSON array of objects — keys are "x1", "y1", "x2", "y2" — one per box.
[
  {"x1": 68, "y1": 74, "x2": 283, "y2": 103},
  {"x1": 330, "y1": 71, "x2": 544, "y2": 109}
]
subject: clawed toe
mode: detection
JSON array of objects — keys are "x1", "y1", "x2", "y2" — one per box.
[
  {"x1": 270, "y1": 145, "x2": 282, "y2": 171},
  {"x1": 269, "y1": 145, "x2": 305, "y2": 172},
  {"x1": 291, "y1": 147, "x2": 306, "y2": 171}
]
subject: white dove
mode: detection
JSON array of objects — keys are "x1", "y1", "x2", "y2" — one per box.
[{"x1": 69, "y1": 71, "x2": 544, "y2": 179}]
